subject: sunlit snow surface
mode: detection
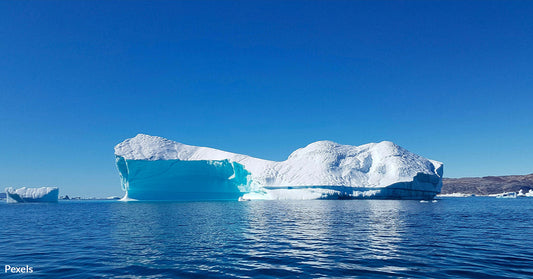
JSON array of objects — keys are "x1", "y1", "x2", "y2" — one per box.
[
  {"x1": 114, "y1": 134, "x2": 443, "y2": 200},
  {"x1": 5, "y1": 187, "x2": 59, "y2": 203}
]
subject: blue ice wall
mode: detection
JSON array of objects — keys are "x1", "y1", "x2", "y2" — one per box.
[{"x1": 116, "y1": 156, "x2": 251, "y2": 201}]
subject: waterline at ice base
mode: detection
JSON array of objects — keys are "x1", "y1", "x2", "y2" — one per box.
[{"x1": 115, "y1": 134, "x2": 443, "y2": 201}]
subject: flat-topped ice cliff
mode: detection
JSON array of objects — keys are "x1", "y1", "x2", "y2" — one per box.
[
  {"x1": 5, "y1": 187, "x2": 59, "y2": 203},
  {"x1": 115, "y1": 134, "x2": 443, "y2": 200}
]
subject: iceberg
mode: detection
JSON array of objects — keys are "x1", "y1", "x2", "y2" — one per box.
[
  {"x1": 518, "y1": 189, "x2": 533, "y2": 197},
  {"x1": 5, "y1": 187, "x2": 59, "y2": 203},
  {"x1": 114, "y1": 134, "x2": 443, "y2": 201},
  {"x1": 495, "y1": 192, "x2": 517, "y2": 198}
]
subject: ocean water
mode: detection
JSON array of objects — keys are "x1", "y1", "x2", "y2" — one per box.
[{"x1": 1, "y1": 198, "x2": 532, "y2": 278}]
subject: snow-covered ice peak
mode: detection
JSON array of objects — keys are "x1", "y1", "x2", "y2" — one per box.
[
  {"x1": 114, "y1": 134, "x2": 186, "y2": 161},
  {"x1": 114, "y1": 134, "x2": 250, "y2": 162}
]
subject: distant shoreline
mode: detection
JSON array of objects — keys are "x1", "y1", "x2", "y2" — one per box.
[{"x1": 442, "y1": 173, "x2": 533, "y2": 195}]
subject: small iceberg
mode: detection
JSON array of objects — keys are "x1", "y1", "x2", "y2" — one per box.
[
  {"x1": 420, "y1": 199, "x2": 437, "y2": 203},
  {"x1": 517, "y1": 189, "x2": 533, "y2": 197},
  {"x1": 5, "y1": 187, "x2": 59, "y2": 203},
  {"x1": 495, "y1": 192, "x2": 517, "y2": 199}
]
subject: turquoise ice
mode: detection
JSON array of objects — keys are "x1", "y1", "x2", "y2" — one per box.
[{"x1": 116, "y1": 157, "x2": 251, "y2": 200}]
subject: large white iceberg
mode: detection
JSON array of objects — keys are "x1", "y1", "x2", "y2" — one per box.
[
  {"x1": 115, "y1": 134, "x2": 443, "y2": 200},
  {"x1": 5, "y1": 187, "x2": 59, "y2": 203}
]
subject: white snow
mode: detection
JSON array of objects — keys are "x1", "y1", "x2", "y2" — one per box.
[{"x1": 115, "y1": 134, "x2": 443, "y2": 197}]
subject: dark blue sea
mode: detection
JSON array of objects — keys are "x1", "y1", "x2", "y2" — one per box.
[{"x1": 1, "y1": 198, "x2": 532, "y2": 278}]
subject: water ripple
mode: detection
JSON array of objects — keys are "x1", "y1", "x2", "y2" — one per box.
[{"x1": 1, "y1": 198, "x2": 532, "y2": 278}]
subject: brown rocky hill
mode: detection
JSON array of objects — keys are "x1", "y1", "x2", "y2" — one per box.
[{"x1": 441, "y1": 173, "x2": 533, "y2": 195}]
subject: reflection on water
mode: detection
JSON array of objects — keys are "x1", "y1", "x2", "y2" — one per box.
[
  {"x1": 244, "y1": 201, "x2": 338, "y2": 273},
  {"x1": 244, "y1": 201, "x2": 406, "y2": 270},
  {"x1": 1, "y1": 198, "x2": 533, "y2": 278},
  {"x1": 241, "y1": 200, "x2": 413, "y2": 276},
  {"x1": 366, "y1": 201, "x2": 403, "y2": 260}
]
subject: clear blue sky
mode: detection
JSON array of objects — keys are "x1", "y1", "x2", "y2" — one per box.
[{"x1": 1, "y1": 1, "x2": 532, "y2": 197}]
